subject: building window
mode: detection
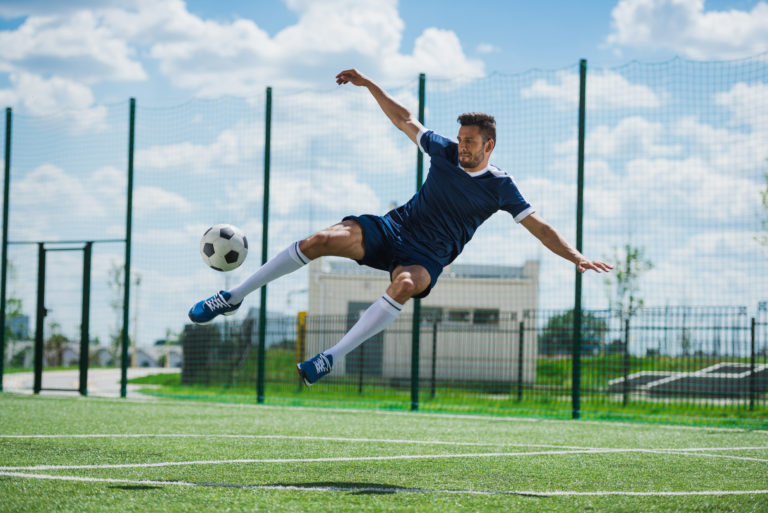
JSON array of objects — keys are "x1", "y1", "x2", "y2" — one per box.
[
  {"x1": 448, "y1": 310, "x2": 471, "y2": 323},
  {"x1": 421, "y1": 307, "x2": 443, "y2": 324},
  {"x1": 473, "y1": 308, "x2": 500, "y2": 325}
]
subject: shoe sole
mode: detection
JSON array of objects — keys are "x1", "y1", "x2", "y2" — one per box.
[
  {"x1": 189, "y1": 308, "x2": 240, "y2": 326},
  {"x1": 296, "y1": 363, "x2": 313, "y2": 387}
]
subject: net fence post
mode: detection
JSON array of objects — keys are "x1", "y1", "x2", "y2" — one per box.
[
  {"x1": 622, "y1": 317, "x2": 630, "y2": 407},
  {"x1": 120, "y1": 98, "x2": 136, "y2": 398},
  {"x1": 750, "y1": 317, "x2": 756, "y2": 411},
  {"x1": 33, "y1": 243, "x2": 45, "y2": 394},
  {"x1": 410, "y1": 72, "x2": 426, "y2": 411},
  {"x1": 572, "y1": 59, "x2": 587, "y2": 420},
  {"x1": 79, "y1": 242, "x2": 92, "y2": 396},
  {"x1": 0, "y1": 107, "x2": 11, "y2": 391},
  {"x1": 517, "y1": 320, "x2": 524, "y2": 402},
  {"x1": 257, "y1": 86, "x2": 272, "y2": 404}
]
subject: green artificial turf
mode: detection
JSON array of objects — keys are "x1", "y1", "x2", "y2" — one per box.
[{"x1": 1, "y1": 393, "x2": 767, "y2": 512}]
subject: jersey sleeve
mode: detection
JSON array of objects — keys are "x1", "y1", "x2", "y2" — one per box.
[
  {"x1": 417, "y1": 129, "x2": 456, "y2": 161},
  {"x1": 498, "y1": 176, "x2": 535, "y2": 223}
]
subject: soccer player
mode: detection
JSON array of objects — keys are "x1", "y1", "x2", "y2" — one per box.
[{"x1": 189, "y1": 68, "x2": 613, "y2": 386}]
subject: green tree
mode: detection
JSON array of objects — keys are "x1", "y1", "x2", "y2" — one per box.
[
  {"x1": 44, "y1": 321, "x2": 70, "y2": 367},
  {"x1": 604, "y1": 244, "x2": 654, "y2": 321},
  {"x1": 539, "y1": 310, "x2": 608, "y2": 356},
  {"x1": 107, "y1": 260, "x2": 125, "y2": 362},
  {"x1": 4, "y1": 259, "x2": 29, "y2": 367}
]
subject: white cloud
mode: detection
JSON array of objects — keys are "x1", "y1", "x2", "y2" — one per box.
[
  {"x1": 476, "y1": 43, "x2": 500, "y2": 54},
  {"x1": 136, "y1": 126, "x2": 261, "y2": 174},
  {"x1": 132, "y1": 0, "x2": 481, "y2": 94},
  {"x1": 521, "y1": 70, "x2": 662, "y2": 109},
  {"x1": 715, "y1": 81, "x2": 768, "y2": 129},
  {"x1": 622, "y1": 156, "x2": 760, "y2": 221},
  {"x1": 224, "y1": 172, "x2": 382, "y2": 217},
  {"x1": 10, "y1": 163, "x2": 114, "y2": 239},
  {"x1": 0, "y1": 10, "x2": 146, "y2": 83},
  {"x1": 381, "y1": 27, "x2": 484, "y2": 84},
  {"x1": 607, "y1": 0, "x2": 768, "y2": 59},
  {"x1": 0, "y1": 0, "x2": 484, "y2": 107},
  {"x1": 672, "y1": 116, "x2": 764, "y2": 176},
  {"x1": 0, "y1": 72, "x2": 107, "y2": 131},
  {"x1": 134, "y1": 186, "x2": 193, "y2": 216},
  {"x1": 555, "y1": 116, "x2": 682, "y2": 158}
]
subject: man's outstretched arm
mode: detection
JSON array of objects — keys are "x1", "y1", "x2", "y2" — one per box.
[
  {"x1": 520, "y1": 213, "x2": 614, "y2": 273},
  {"x1": 336, "y1": 69, "x2": 424, "y2": 145}
]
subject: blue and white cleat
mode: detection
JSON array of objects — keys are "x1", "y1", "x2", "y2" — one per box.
[
  {"x1": 297, "y1": 353, "x2": 333, "y2": 386},
  {"x1": 188, "y1": 291, "x2": 241, "y2": 325}
]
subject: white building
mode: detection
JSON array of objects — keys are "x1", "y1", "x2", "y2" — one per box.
[{"x1": 305, "y1": 258, "x2": 539, "y2": 384}]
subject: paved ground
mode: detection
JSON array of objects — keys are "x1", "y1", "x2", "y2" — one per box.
[{"x1": 2, "y1": 367, "x2": 179, "y2": 398}]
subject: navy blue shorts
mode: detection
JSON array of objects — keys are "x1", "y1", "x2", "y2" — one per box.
[{"x1": 343, "y1": 215, "x2": 443, "y2": 299}]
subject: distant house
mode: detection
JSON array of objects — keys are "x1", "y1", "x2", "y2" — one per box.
[
  {"x1": 134, "y1": 345, "x2": 182, "y2": 368},
  {"x1": 305, "y1": 258, "x2": 540, "y2": 384}
]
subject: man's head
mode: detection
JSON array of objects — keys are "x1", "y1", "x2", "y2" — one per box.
[{"x1": 456, "y1": 113, "x2": 496, "y2": 171}]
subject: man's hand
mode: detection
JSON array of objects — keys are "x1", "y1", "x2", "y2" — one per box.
[
  {"x1": 337, "y1": 68, "x2": 423, "y2": 145},
  {"x1": 336, "y1": 69, "x2": 369, "y2": 87},
  {"x1": 576, "y1": 258, "x2": 614, "y2": 274}
]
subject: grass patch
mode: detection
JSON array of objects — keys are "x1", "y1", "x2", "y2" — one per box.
[{"x1": 1, "y1": 393, "x2": 767, "y2": 513}]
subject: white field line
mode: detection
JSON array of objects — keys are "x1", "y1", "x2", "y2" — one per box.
[
  {"x1": 1, "y1": 471, "x2": 768, "y2": 497},
  {"x1": 7, "y1": 392, "x2": 766, "y2": 435},
  {"x1": 0, "y1": 434, "x2": 588, "y2": 449},
  {"x1": 2, "y1": 446, "x2": 768, "y2": 472},
  {"x1": 2, "y1": 433, "x2": 765, "y2": 455}
]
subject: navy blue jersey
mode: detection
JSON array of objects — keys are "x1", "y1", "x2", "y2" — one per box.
[{"x1": 383, "y1": 129, "x2": 534, "y2": 266}]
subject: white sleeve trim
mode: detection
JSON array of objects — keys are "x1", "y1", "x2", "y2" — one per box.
[
  {"x1": 514, "y1": 206, "x2": 535, "y2": 224},
  {"x1": 416, "y1": 128, "x2": 430, "y2": 154}
]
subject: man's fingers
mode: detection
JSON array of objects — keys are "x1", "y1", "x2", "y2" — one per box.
[
  {"x1": 336, "y1": 69, "x2": 359, "y2": 85},
  {"x1": 578, "y1": 260, "x2": 614, "y2": 273}
]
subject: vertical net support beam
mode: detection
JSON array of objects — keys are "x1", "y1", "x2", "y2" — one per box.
[
  {"x1": 750, "y1": 317, "x2": 756, "y2": 411},
  {"x1": 257, "y1": 86, "x2": 272, "y2": 404},
  {"x1": 79, "y1": 242, "x2": 92, "y2": 396},
  {"x1": 572, "y1": 59, "x2": 587, "y2": 420},
  {"x1": 33, "y1": 243, "x2": 45, "y2": 394},
  {"x1": 410, "y1": 73, "x2": 426, "y2": 411},
  {"x1": 0, "y1": 107, "x2": 11, "y2": 391},
  {"x1": 120, "y1": 98, "x2": 136, "y2": 398}
]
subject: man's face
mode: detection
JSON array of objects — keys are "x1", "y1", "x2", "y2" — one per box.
[{"x1": 456, "y1": 125, "x2": 491, "y2": 170}]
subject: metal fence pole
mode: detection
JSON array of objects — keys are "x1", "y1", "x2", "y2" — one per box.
[
  {"x1": 33, "y1": 243, "x2": 45, "y2": 394},
  {"x1": 79, "y1": 242, "x2": 92, "y2": 396},
  {"x1": 622, "y1": 318, "x2": 630, "y2": 407},
  {"x1": 572, "y1": 59, "x2": 587, "y2": 420},
  {"x1": 410, "y1": 73, "x2": 426, "y2": 411},
  {"x1": 0, "y1": 107, "x2": 11, "y2": 390},
  {"x1": 430, "y1": 321, "x2": 437, "y2": 399},
  {"x1": 517, "y1": 321, "x2": 524, "y2": 402},
  {"x1": 257, "y1": 86, "x2": 272, "y2": 404},
  {"x1": 750, "y1": 317, "x2": 756, "y2": 411},
  {"x1": 120, "y1": 98, "x2": 136, "y2": 398}
]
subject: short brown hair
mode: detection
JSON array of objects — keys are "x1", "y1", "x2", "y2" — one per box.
[{"x1": 457, "y1": 112, "x2": 496, "y2": 143}]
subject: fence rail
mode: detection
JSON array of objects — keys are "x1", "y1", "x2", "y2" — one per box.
[{"x1": 172, "y1": 307, "x2": 767, "y2": 423}]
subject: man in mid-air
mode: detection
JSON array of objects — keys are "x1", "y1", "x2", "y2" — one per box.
[{"x1": 189, "y1": 68, "x2": 613, "y2": 386}]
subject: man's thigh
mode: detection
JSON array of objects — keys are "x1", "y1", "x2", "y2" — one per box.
[{"x1": 300, "y1": 219, "x2": 365, "y2": 260}]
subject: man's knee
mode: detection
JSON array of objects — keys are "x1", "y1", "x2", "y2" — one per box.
[{"x1": 389, "y1": 267, "x2": 430, "y2": 301}]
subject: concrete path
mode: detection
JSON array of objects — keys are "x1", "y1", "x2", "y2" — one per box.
[{"x1": 2, "y1": 367, "x2": 179, "y2": 399}]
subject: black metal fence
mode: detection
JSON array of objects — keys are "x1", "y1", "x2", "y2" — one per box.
[{"x1": 174, "y1": 306, "x2": 767, "y2": 423}]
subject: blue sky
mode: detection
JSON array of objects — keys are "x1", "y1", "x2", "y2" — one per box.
[
  {"x1": 0, "y1": 0, "x2": 767, "y2": 347},
  {"x1": 1, "y1": 0, "x2": 767, "y2": 107}
]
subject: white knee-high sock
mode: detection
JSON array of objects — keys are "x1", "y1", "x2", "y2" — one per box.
[
  {"x1": 324, "y1": 294, "x2": 403, "y2": 362},
  {"x1": 227, "y1": 241, "x2": 310, "y2": 305}
]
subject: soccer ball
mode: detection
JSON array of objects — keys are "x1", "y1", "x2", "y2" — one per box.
[{"x1": 199, "y1": 224, "x2": 248, "y2": 272}]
